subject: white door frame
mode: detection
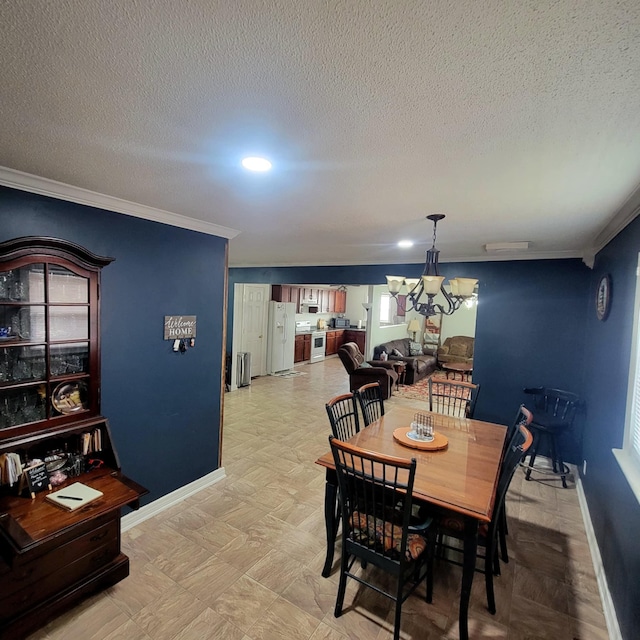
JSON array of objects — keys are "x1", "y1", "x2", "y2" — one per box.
[{"x1": 229, "y1": 283, "x2": 269, "y2": 391}]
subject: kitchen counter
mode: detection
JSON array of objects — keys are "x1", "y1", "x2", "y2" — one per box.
[{"x1": 295, "y1": 327, "x2": 366, "y2": 334}]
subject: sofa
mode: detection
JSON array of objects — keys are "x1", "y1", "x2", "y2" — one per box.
[
  {"x1": 372, "y1": 338, "x2": 437, "y2": 385},
  {"x1": 437, "y1": 335, "x2": 474, "y2": 366},
  {"x1": 337, "y1": 342, "x2": 398, "y2": 400}
]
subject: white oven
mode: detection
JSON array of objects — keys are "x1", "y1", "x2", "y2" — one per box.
[{"x1": 310, "y1": 331, "x2": 326, "y2": 363}]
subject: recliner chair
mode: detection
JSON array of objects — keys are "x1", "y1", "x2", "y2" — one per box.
[{"x1": 338, "y1": 342, "x2": 398, "y2": 400}]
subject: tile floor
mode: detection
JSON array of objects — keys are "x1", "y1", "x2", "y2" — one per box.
[{"x1": 29, "y1": 357, "x2": 609, "y2": 639}]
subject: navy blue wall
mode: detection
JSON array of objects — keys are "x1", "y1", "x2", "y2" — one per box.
[
  {"x1": 0, "y1": 187, "x2": 227, "y2": 502},
  {"x1": 581, "y1": 215, "x2": 640, "y2": 639},
  {"x1": 230, "y1": 257, "x2": 590, "y2": 462}
]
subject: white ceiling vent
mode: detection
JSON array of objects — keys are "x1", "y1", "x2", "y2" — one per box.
[{"x1": 484, "y1": 242, "x2": 530, "y2": 253}]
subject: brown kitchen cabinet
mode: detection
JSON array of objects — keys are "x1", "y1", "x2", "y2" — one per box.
[
  {"x1": 0, "y1": 237, "x2": 147, "y2": 639},
  {"x1": 273, "y1": 285, "x2": 302, "y2": 311},
  {"x1": 294, "y1": 335, "x2": 305, "y2": 363},
  {"x1": 327, "y1": 289, "x2": 336, "y2": 313},
  {"x1": 325, "y1": 331, "x2": 337, "y2": 356},
  {"x1": 325, "y1": 329, "x2": 345, "y2": 356},
  {"x1": 290, "y1": 286, "x2": 301, "y2": 311},
  {"x1": 271, "y1": 285, "x2": 345, "y2": 314},
  {"x1": 294, "y1": 334, "x2": 312, "y2": 363},
  {"x1": 271, "y1": 284, "x2": 291, "y2": 302},
  {"x1": 303, "y1": 334, "x2": 311, "y2": 361},
  {"x1": 344, "y1": 329, "x2": 366, "y2": 354},
  {"x1": 334, "y1": 289, "x2": 347, "y2": 314}
]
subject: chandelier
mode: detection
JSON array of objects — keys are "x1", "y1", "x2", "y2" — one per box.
[{"x1": 386, "y1": 214, "x2": 478, "y2": 318}]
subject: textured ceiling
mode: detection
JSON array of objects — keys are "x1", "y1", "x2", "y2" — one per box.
[{"x1": 1, "y1": 0, "x2": 640, "y2": 267}]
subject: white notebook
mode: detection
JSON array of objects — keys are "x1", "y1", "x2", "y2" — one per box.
[{"x1": 45, "y1": 482, "x2": 104, "y2": 511}]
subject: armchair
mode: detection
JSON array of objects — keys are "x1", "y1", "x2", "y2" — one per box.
[
  {"x1": 437, "y1": 335, "x2": 474, "y2": 366},
  {"x1": 338, "y1": 342, "x2": 398, "y2": 400}
]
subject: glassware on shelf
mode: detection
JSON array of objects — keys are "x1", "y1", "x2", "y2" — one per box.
[
  {"x1": 50, "y1": 343, "x2": 89, "y2": 377},
  {"x1": 11, "y1": 280, "x2": 25, "y2": 301},
  {"x1": 6, "y1": 307, "x2": 46, "y2": 342},
  {"x1": 0, "y1": 345, "x2": 46, "y2": 383},
  {"x1": 0, "y1": 350, "x2": 10, "y2": 383},
  {"x1": 0, "y1": 270, "x2": 13, "y2": 300},
  {"x1": 0, "y1": 387, "x2": 46, "y2": 428}
]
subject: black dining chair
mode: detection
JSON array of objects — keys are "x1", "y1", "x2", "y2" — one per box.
[
  {"x1": 355, "y1": 382, "x2": 385, "y2": 426},
  {"x1": 428, "y1": 378, "x2": 481, "y2": 418},
  {"x1": 329, "y1": 436, "x2": 435, "y2": 640},
  {"x1": 323, "y1": 392, "x2": 361, "y2": 574},
  {"x1": 325, "y1": 393, "x2": 360, "y2": 440},
  {"x1": 523, "y1": 387, "x2": 580, "y2": 488},
  {"x1": 433, "y1": 423, "x2": 533, "y2": 615},
  {"x1": 498, "y1": 405, "x2": 533, "y2": 565}
]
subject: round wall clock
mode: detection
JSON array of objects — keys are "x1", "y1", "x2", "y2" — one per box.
[{"x1": 595, "y1": 274, "x2": 611, "y2": 321}]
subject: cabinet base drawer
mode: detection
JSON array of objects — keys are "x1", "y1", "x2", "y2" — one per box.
[
  {"x1": 0, "y1": 553, "x2": 129, "y2": 640},
  {"x1": 1, "y1": 516, "x2": 119, "y2": 596},
  {"x1": 0, "y1": 538, "x2": 119, "y2": 620}
]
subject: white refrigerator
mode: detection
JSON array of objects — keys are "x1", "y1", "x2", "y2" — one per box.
[{"x1": 267, "y1": 301, "x2": 296, "y2": 374}]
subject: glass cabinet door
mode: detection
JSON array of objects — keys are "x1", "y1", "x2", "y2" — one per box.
[
  {"x1": 0, "y1": 239, "x2": 109, "y2": 437},
  {"x1": 47, "y1": 265, "x2": 88, "y2": 304},
  {"x1": 50, "y1": 342, "x2": 89, "y2": 377},
  {"x1": 0, "y1": 264, "x2": 45, "y2": 304}
]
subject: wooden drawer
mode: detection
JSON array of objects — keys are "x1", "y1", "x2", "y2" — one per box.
[
  {"x1": 0, "y1": 515, "x2": 118, "y2": 596},
  {"x1": 0, "y1": 538, "x2": 119, "y2": 620},
  {"x1": 1, "y1": 511, "x2": 116, "y2": 567}
]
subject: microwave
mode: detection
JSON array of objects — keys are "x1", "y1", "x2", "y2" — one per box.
[{"x1": 331, "y1": 317, "x2": 350, "y2": 328}]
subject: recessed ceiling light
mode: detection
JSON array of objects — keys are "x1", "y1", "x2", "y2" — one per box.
[
  {"x1": 241, "y1": 156, "x2": 272, "y2": 172},
  {"x1": 398, "y1": 240, "x2": 414, "y2": 249}
]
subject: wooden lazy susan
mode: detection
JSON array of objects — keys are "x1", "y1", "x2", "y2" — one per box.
[{"x1": 393, "y1": 427, "x2": 448, "y2": 451}]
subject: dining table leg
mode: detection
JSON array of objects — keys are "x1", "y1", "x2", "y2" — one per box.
[
  {"x1": 322, "y1": 469, "x2": 339, "y2": 578},
  {"x1": 459, "y1": 516, "x2": 479, "y2": 640}
]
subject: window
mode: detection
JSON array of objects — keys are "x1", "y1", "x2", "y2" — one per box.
[
  {"x1": 379, "y1": 293, "x2": 391, "y2": 325},
  {"x1": 614, "y1": 253, "x2": 640, "y2": 503},
  {"x1": 631, "y1": 327, "x2": 640, "y2": 464}
]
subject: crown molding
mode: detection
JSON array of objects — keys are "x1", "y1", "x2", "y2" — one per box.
[
  {"x1": 583, "y1": 180, "x2": 640, "y2": 268},
  {"x1": 229, "y1": 249, "x2": 583, "y2": 269},
  {"x1": 0, "y1": 166, "x2": 240, "y2": 240}
]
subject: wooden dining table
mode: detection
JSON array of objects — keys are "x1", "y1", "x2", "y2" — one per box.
[{"x1": 315, "y1": 405, "x2": 507, "y2": 640}]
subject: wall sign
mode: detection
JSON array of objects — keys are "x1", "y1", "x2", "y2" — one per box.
[
  {"x1": 164, "y1": 316, "x2": 197, "y2": 339},
  {"x1": 595, "y1": 274, "x2": 611, "y2": 321}
]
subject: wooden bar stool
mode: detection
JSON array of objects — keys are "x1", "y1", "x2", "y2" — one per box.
[{"x1": 522, "y1": 387, "x2": 580, "y2": 488}]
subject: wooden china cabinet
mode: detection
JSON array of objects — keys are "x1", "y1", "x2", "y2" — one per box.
[{"x1": 0, "y1": 237, "x2": 147, "y2": 639}]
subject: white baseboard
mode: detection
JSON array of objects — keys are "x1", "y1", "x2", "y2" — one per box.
[
  {"x1": 121, "y1": 468, "x2": 226, "y2": 532},
  {"x1": 576, "y1": 476, "x2": 622, "y2": 640}
]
